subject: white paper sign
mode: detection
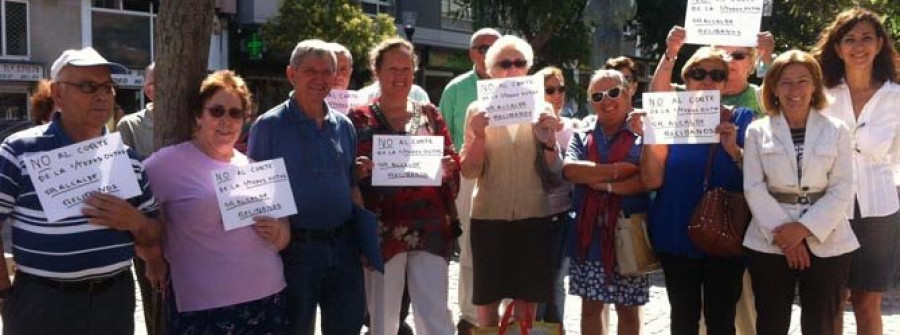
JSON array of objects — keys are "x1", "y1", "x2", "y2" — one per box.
[
  {"x1": 684, "y1": 0, "x2": 764, "y2": 47},
  {"x1": 211, "y1": 158, "x2": 298, "y2": 231},
  {"x1": 325, "y1": 89, "x2": 364, "y2": 114},
  {"x1": 23, "y1": 133, "x2": 142, "y2": 222},
  {"x1": 372, "y1": 135, "x2": 444, "y2": 187},
  {"x1": 477, "y1": 76, "x2": 542, "y2": 126},
  {"x1": 642, "y1": 90, "x2": 721, "y2": 145}
]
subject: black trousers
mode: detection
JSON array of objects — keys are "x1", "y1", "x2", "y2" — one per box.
[
  {"x1": 747, "y1": 249, "x2": 851, "y2": 335},
  {"x1": 658, "y1": 253, "x2": 744, "y2": 335},
  {"x1": 2, "y1": 269, "x2": 135, "y2": 335}
]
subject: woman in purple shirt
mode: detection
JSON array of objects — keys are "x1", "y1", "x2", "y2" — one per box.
[{"x1": 144, "y1": 70, "x2": 290, "y2": 334}]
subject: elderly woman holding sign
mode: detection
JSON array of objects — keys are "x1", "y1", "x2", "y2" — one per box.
[
  {"x1": 743, "y1": 49, "x2": 856, "y2": 335},
  {"x1": 144, "y1": 70, "x2": 290, "y2": 334},
  {"x1": 640, "y1": 47, "x2": 754, "y2": 334},
  {"x1": 460, "y1": 35, "x2": 561, "y2": 326},
  {"x1": 349, "y1": 37, "x2": 458, "y2": 335}
]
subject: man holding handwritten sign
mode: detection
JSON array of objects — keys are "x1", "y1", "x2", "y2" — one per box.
[{"x1": 0, "y1": 47, "x2": 161, "y2": 335}]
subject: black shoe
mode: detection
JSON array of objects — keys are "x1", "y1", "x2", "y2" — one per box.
[
  {"x1": 398, "y1": 321, "x2": 413, "y2": 335},
  {"x1": 456, "y1": 319, "x2": 475, "y2": 335}
]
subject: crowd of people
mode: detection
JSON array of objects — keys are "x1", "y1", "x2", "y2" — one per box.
[{"x1": 0, "y1": 6, "x2": 898, "y2": 335}]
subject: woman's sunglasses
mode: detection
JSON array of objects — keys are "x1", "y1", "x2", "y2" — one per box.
[
  {"x1": 687, "y1": 68, "x2": 727, "y2": 82},
  {"x1": 497, "y1": 59, "x2": 528, "y2": 69},
  {"x1": 206, "y1": 105, "x2": 245, "y2": 119},
  {"x1": 590, "y1": 87, "x2": 623, "y2": 102},
  {"x1": 545, "y1": 86, "x2": 566, "y2": 95}
]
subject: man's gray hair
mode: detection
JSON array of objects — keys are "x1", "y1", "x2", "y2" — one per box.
[
  {"x1": 470, "y1": 27, "x2": 502, "y2": 47},
  {"x1": 289, "y1": 39, "x2": 337, "y2": 70},
  {"x1": 589, "y1": 69, "x2": 630, "y2": 92},
  {"x1": 328, "y1": 42, "x2": 353, "y2": 66}
]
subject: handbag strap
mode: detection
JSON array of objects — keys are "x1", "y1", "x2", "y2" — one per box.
[
  {"x1": 702, "y1": 107, "x2": 736, "y2": 191},
  {"x1": 498, "y1": 300, "x2": 533, "y2": 335}
]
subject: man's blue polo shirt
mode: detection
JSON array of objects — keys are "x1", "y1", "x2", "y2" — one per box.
[
  {"x1": 0, "y1": 113, "x2": 158, "y2": 280},
  {"x1": 248, "y1": 98, "x2": 356, "y2": 230}
]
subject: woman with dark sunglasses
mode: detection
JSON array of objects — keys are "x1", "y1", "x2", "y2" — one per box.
[
  {"x1": 651, "y1": 25, "x2": 774, "y2": 118},
  {"x1": 459, "y1": 35, "x2": 561, "y2": 326},
  {"x1": 563, "y1": 69, "x2": 651, "y2": 335},
  {"x1": 812, "y1": 8, "x2": 900, "y2": 335},
  {"x1": 143, "y1": 70, "x2": 290, "y2": 334},
  {"x1": 640, "y1": 47, "x2": 755, "y2": 335},
  {"x1": 532, "y1": 66, "x2": 583, "y2": 324}
]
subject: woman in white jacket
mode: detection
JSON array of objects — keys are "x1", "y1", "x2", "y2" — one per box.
[{"x1": 743, "y1": 50, "x2": 858, "y2": 335}]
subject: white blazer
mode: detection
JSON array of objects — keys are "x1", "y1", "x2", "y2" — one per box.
[
  {"x1": 743, "y1": 111, "x2": 859, "y2": 257},
  {"x1": 823, "y1": 82, "x2": 900, "y2": 218}
]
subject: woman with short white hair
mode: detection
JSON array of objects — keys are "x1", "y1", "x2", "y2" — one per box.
[{"x1": 460, "y1": 35, "x2": 561, "y2": 326}]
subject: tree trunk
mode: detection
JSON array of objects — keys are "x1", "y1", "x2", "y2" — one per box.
[{"x1": 153, "y1": 0, "x2": 216, "y2": 149}]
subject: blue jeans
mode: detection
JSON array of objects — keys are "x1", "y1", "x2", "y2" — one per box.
[
  {"x1": 282, "y1": 235, "x2": 366, "y2": 335},
  {"x1": 536, "y1": 211, "x2": 571, "y2": 322}
]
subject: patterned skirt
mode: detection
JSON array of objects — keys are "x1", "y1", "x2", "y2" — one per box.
[
  {"x1": 167, "y1": 290, "x2": 287, "y2": 335},
  {"x1": 568, "y1": 259, "x2": 650, "y2": 305}
]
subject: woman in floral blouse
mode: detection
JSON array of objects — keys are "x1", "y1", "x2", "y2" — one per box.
[{"x1": 350, "y1": 37, "x2": 459, "y2": 335}]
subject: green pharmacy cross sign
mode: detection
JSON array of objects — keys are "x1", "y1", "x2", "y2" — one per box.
[{"x1": 246, "y1": 31, "x2": 263, "y2": 60}]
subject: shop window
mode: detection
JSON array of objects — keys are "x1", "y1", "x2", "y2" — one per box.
[
  {"x1": 360, "y1": 0, "x2": 392, "y2": 16},
  {"x1": 91, "y1": 2, "x2": 155, "y2": 69},
  {"x1": 0, "y1": 1, "x2": 28, "y2": 58}
]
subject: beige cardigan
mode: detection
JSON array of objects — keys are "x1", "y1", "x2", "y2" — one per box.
[{"x1": 460, "y1": 101, "x2": 561, "y2": 221}]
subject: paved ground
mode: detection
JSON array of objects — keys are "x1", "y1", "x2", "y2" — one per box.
[{"x1": 2, "y1": 259, "x2": 898, "y2": 334}]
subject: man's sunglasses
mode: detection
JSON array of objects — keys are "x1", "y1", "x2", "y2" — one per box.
[
  {"x1": 687, "y1": 68, "x2": 727, "y2": 82},
  {"x1": 59, "y1": 81, "x2": 117, "y2": 95},
  {"x1": 590, "y1": 87, "x2": 623, "y2": 102},
  {"x1": 472, "y1": 44, "x2": 491, "y2": 54},
  {"x1": 545, "y1": 86, "x2": 566, "y2": 95},
  {"x1": 497, "y1": 59, "x2": 528, "y2": 69},
  {"x1": 728, "y1": 52, "x2": 749, "y2": 61},
  {"x1": 205, "y1": 105, "x2": 245, "y2": 119}
]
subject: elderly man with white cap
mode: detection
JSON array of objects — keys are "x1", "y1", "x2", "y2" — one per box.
[{"x1": 0, "y1": 47, "x2": 163, "y2": 335}]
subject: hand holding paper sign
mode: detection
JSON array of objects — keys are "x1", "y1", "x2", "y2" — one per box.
[
  {"x1": 469, "y1": 110, "x2": 489, "y2": 139},
  {"x1": 355, "y1": 156, "x2": 374, "y2": 180},
  {"x1": 253, "y1": 216, "x2": 290, "y2": 250},
  {"x1": 534, "y1": 112, "x2": 561, "y2": 146},
  {"x1": 82, "y1": 192, "x2": 160, "y2": 246},
  {"x1": 666, "y1": 26, "x2": 687, "y2": 58}
]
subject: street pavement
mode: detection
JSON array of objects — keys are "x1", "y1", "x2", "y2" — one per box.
[{"x1": 1, "y1": 259, "x2": 897, "y2": 334}]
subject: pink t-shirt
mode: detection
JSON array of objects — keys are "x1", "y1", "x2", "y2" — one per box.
[{"x1": 144, "y1": 142, "x2": 285, "y2": 312}]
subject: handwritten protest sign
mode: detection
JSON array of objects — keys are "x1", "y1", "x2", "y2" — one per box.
[
  {"x1": 477, "y1": 76, "x2": 542, "y2": 126},
  {"x1": 23, "y1": 133, "x2": 141, "y2": 222},
  {"x1": 325, "y1": 89, "x2": 364, "y2": 114},
  {"x1": 642, "y1": 90, "x2": 721, "y2": 145},
  {"x1": 211, "y1": 158, "x2": 297, "y2": 231},
  {"x1": 684, "y1": 0, "x2": 764, "y2": 47},
  {"x1": 372, "y1": 135, "x2": 444, "y2": 187}
]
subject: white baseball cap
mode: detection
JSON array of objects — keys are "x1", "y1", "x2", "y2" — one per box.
[{"x1": 50, "y1": 47, "x2": 128, "y2": 81}]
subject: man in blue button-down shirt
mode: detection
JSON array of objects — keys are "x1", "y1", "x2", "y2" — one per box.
[{"x1": 248, "y1": 39, "x2": 365, "y2": 335}]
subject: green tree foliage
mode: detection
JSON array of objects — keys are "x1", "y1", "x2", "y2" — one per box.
[
  {"x1": 769, "y1": 0, "x2": 900, "y2": 51},
  {"x1": 456, "y1": 0, "x2": 590, "y2": 68},
  {"x1": 261, "y1": 0, "x2": 397, "y2": 73}
]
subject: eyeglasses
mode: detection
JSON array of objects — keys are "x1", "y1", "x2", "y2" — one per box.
[
  {"x1": 58, "y1": 81, "x2": 117, "y2": 95},
  {"x1": 687, "y1": 68, "x2": 727, "y2": 82},
  {"x1": 472, "y1": 44, "x2": 491, "y2": 54},
  {"x1": 728, "y1": 52, "x2": 749, "y2": 61},
  {"x1": 497, "y1": 59, "x2": 527, "y2": 69},
  {"x1": 545, "y1": 85, "x2": 566, "y2": 95},
  {"x1": 205, "y1": 105, "x2": 245, "y2": 119},
  {"x1": 590, "y1": 87, "x2": 624, "y2": 102}
]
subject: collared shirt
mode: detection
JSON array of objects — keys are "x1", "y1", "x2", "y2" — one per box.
[
  {"x1": 565, "y1": 116, "x2": 649, "y2": 261},
  {"x1": 823, "y1": 82, "x2": 900, "y2": 218},
  {"x1": 439, "y1": 70, "x2": 479, "y2": 151},
  {"x1": 248, "y1": 98, "x2": 357, "y2": 230},
  {"x1": 0, "y1": 112, "x2": 158, "y2": 280},
  {"x1": 116, "y1": 103, "x2": 155, "y2": 160}
]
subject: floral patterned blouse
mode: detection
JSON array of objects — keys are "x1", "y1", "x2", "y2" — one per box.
[{"x1": 348, "y1": 99, "x2": 460, "y2": 262}]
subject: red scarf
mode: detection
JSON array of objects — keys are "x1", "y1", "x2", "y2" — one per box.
[{"x1": 576, "y1": 128, "x2": 635, "y2": 280}]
